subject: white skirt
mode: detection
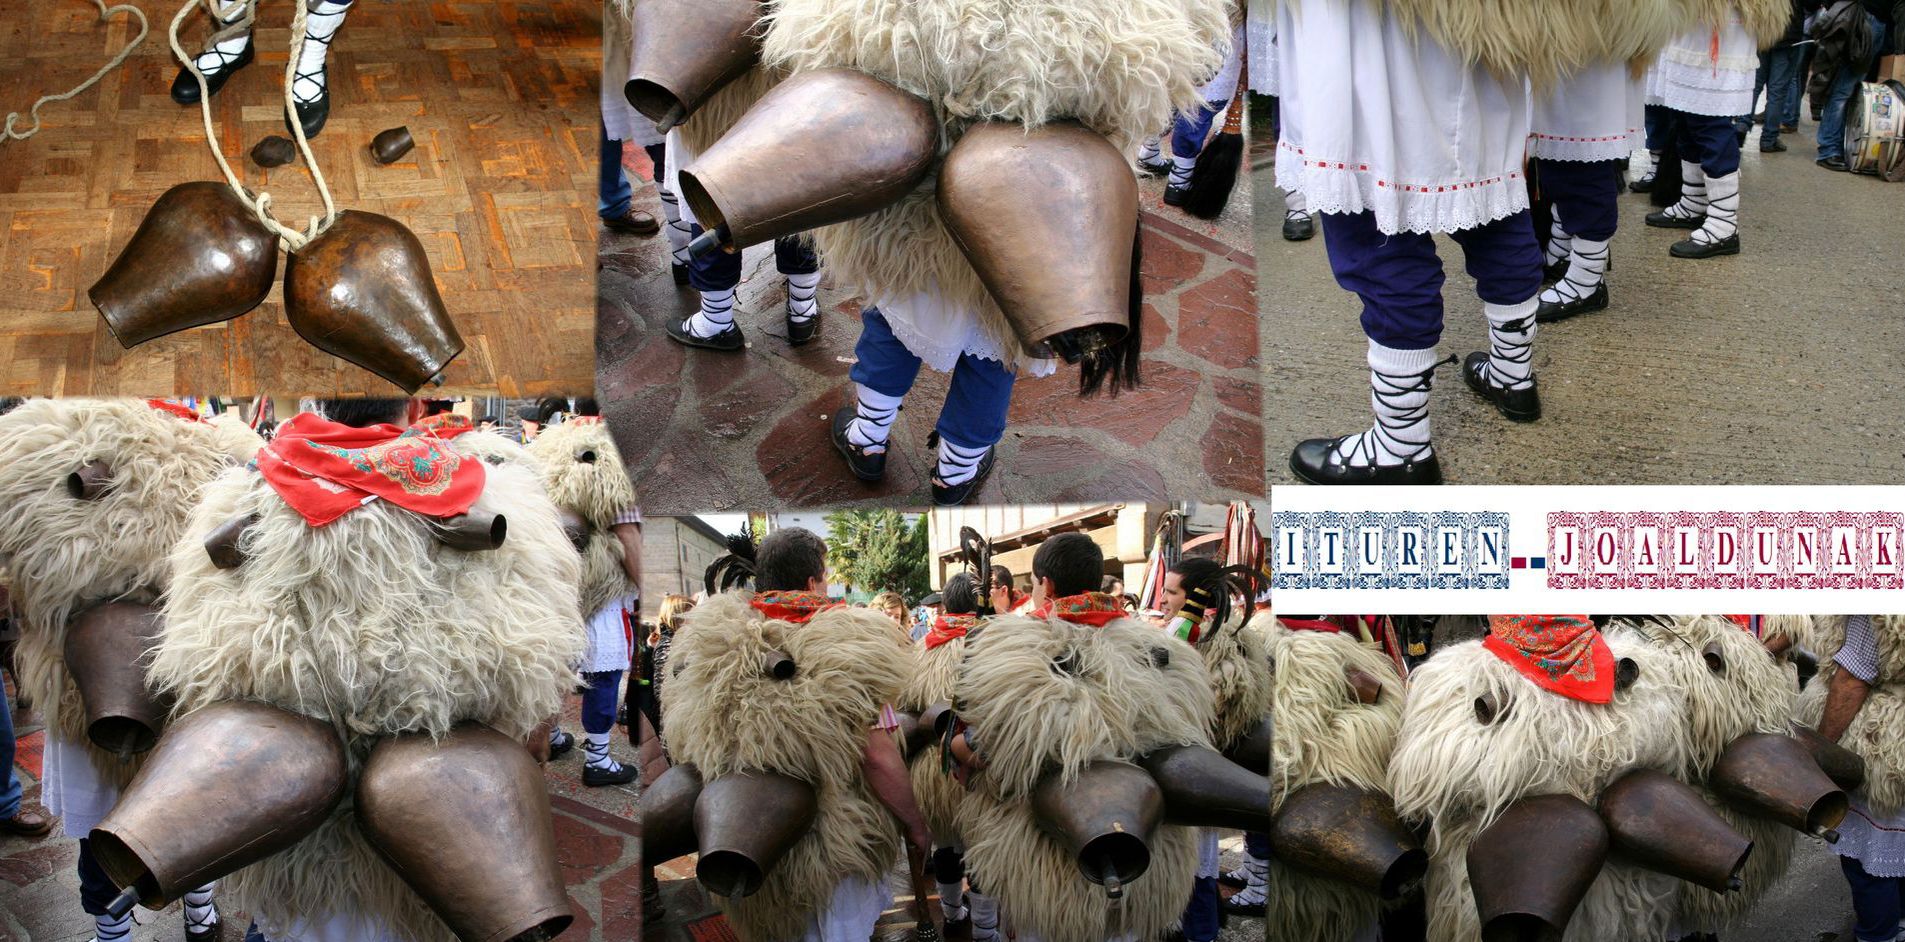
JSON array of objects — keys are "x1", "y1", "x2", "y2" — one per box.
[
  {"x1": 583, "y1": 590, "x2": 638, "y2": 674},
  {"x1": 1646, "y1": 14, "x2": 1759, "y2": 117},
  {"x1": 44, "y1": 733, "x2": 120, "y2": 838},
  {"x1": 1198, "y1": 22, "x2": 1246, "y2": 101},
  {"x1": 876, "y1": 289, "x2": 1059, "y2": 378},
  {"x1": 1246, "y1": 0, "x2": 1276, "y2": 96},
  {"x1": 1532, "y1": 61, "x2": 1647, "y2": 162},
  {"x1": 1274, "y1": 0, "x2": 1533, "y2": 235}
]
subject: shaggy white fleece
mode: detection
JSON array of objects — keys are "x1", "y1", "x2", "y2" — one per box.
[
  {"x1": 529, "y1": 422, "x2": 637, "y2": 621},
  {"x1": 1390, "y1": 632, "x2": 1689, "y2": 942},
  {"x1": 660, "y1": 591, "x2": 913, "y2": 942},
  {"x1": 751, "y1": 0, "x2": 1229, "y2": 368},
  {"x1": 1324, "y1": 0, "x2": 1693, "y2": 84},
  {"x1": 207, "y1": 413, "x2": 265, "y2": 463},
  {"x1": 1789, "y1": 615, "x2": 1846, "y2": 726},
  {"x1": 1202, "y1": 612, "x2": 1272, "y2": 752},
  {"x1": 1621, "y1": 615, "x2": 1800, "y2": 932},
  {"x1": 151, "y1": 456, "x2": 586, "y2": 942},
  {"x1": 951, "y1": 611, "x2": 1213, "y2": 942},
  {"x1": 449, "y1": 430, "x2": 542, "y2": 473},
  {"x1": 1264, "y1": 620, "x2": 1405, "y2": 942},
  {"x1": 0, "y1": 399, "x2": 240, "y2": 786},
  {"x1": 897, "y1": 632, "x2": 966, "y2": 846}
]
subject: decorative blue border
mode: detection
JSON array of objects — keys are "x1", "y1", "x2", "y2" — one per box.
[{"x1": 1272, "y1": 511, "x2": 1511, "y2": 590}]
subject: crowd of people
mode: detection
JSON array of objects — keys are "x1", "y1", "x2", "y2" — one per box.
[{"x1": 635, "y1": 523, "x2": 1271, "y2": 942}]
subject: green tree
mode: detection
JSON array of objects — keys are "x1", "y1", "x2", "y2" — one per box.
[{"x1": 824, "y1": 510, "x2": 929, "y2": 602}]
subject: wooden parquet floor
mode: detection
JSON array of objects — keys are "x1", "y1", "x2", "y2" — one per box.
[{"x1": 0, "y1": 0, "x2": 601, "y2": 396}]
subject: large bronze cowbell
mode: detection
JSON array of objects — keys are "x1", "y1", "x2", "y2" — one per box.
[
  {"x1": 678, "y1": 68, "x2": 938, "y2": 254},
  {"x1": 1030, "y1": 760, "x2": 1163, "y2": 896},
  {"x1": 693, "y1": 769, "x2": 819, "y2": 898},
  {"x1": 283, "y1": 211, "x2": 465, "y2": 394},
  {"x1": 1711, "y1": 732, "x2": 1850, "y2": 839},
  {"x1": 90, "y1": 701, "x2": 349, "y2": 908},
  {"x1": 356, "y1": 723, "x2": 572, "y2": 942},
  {"x1": 1597, "y1": 768, "x2": 1753, "y2": 893},
  {"x1": 63, "y1": 601, "x2": 171, "y2": 758},
  {"x1": 1467, "y1": 794, "x2": 1609, "y2": 942},
  {"x1": 1269, "y1": 784, "x2": 1427, "y2": 900},
  {"x1": 938, "y1": 121, "x2": 1138, "y2": 362},
  {"x1": 89, "y1": 182, "x2": 280, "y2": 347},
  {"x1": 624, "y1": 0, "x2": 762, "y2": 131}
]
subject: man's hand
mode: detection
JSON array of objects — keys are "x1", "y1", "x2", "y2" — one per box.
[
  {"x1": 948, "y1": 728, "x2": 987, "y2": 788},
  {"x1": 613, "y1": 522, "x2": 643, "y2": 584},
  {"x1": 527, "y1": 717, "x2": 555, "y2": 765}
]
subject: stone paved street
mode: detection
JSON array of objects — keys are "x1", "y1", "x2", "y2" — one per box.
[
  {"x1": 1258, "y1": 111, "x2": 1905, "y2": 485},
  {"x1": 0, "y1": 684, "x2": 641, "y2": 942},
  {"x1": 598, "y1": 147, "x2": 1261, "y2": 512}
]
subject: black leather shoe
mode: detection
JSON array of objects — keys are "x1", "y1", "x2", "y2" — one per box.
[
  {"x1": 1535, "y1": 282, "x2": 1609, "y2": 323},
  {"x1": 1817, "y1": 155, "x2": 1849, "y2": 172},
  {"x1": 1220, "y1": 896, "x2": 1265, "y2": 918},
  {"x1": 930, "y1": 436, "x2": 995, "y2": 506},
  {"x1": 831, "y1": 407, "x2": 887, "y2": 482},
  {"x1": 1289, "y1": 438, "x2": 1443, "y2": 485},
  {"x1": 1670, "y1": 232, "x2": 1740, "y2": 259},
  {"x1": 1760, "y1": 139, "x2": 1787, "y2": 153},
  {"x1": 170, "y1": 41, "x2": 254, "y2": 105},
  {"x1": 287, "y1": 90, "x2": 330, "y2": 140},
  {"x1": 1163, "y1": 183, "x2": 1190, "y2": 206},
  {"x1": 1542, "y1": 258, "x2": 1568, "y2": 284},
  {"x1": 547, "y1": 729, "x2": 575, "y2": 760},
  {"x1": 671, "y1": 262, "x2": 690, "y2": 286},
  {"x1": 1462, "y1": 352, "x2": 1540, "y2": 423},
  {"x1": 786, "y1": 298, "x2": 819, "y2": 345},
  {"x1": 1281, "y1": 213, "x2": 1314, "y2": 241},
  {"x1": 185, "y1": 911, "x2": 225, "y2": 942},
  {"x1": 1645, "y1": 208, "x2": 1705, "y2": 229},
  {"x1": 583, "y1": 762, "x2": 638, "y2": 787},
  {"x1": 1137, "y1": 153, "x2": 1169, "y2": 175},
  {"x1": 1218, "y1": 872, "x2": 1248, "y2": 890},
  {"x1": 1629, "y1": 172, "x2": 1656, "y2": 193},
  {"x1": 666, "y1": 316, "x2": 744, "y2": 351}
]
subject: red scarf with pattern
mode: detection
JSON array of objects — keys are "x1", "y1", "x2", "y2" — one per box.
[
  {"x1": 412, "y1": 413, "x2": 476, "y2": 439},
  {"x1": 925, "y1": 613, "x2": 979, "y2": 649},
  {"x1": 749, "y1": 590, "x2": 839, "y2": 624},
  {"x1": 146, "y1": 399, "x2": 205, "y2": 423},
  {"x1": 258, "y1": 413, "x2": 484, "y2": 527},
  {"x1": 1278, "y1": 616, "x2": 1345, "y2": 633},
  {"x1": 1034, "y1": 592, "x2": 1127, "y2": 627},
  {"x1": 1483, "y1": 614, "x2": 1615, "y2": 704}
]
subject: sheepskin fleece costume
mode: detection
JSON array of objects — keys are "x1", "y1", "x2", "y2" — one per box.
[
  {"x1": 1264, "y1": 620, "x2": 1405, "y2": 942},
  {"x1": 952, "y1": 610, "x2": 1214, "y2": 942},
  {"x1": 895, "y1": 628, "x2": 967, "y2": 846},
  {"x1": 450, "y1": 429, "x2": 541, "y2": 472},
  {"x1": 1621, "y1": 615, "x2": 1799, "y2": 933},
  {"x1": 1203, "y1": 611, "x2": 1273, "y2": 752},
  {"x1": 1847, "y1": 615, "x2": 1905, "y2": 816},
  {"x1": 660, "y1": 590, "x2": 912, "y2": 942},
  {"x1": 148, "y1": 456, "x2": 586, "y2": 942},
  {"x1": 1790, "y1": 614, "x2": 1847, "y2": 727},
  {"x1": 528, "y1": 421, "x2": 637, "y2": 620},
  {"x1": 0, "y1": 399, "x2": 250, "y2": 787},
  {"x1": 1364, "y1": 0, "x2": 1690, "y2": 81},
  {"x1": 755, "y1": 0, "x2": 1230, "y2": 368},
  {"x1": 1388, "y1": 630, "x2": 1691, "y2": 942}
]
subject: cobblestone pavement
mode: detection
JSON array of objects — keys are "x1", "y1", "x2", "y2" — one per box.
[{"x1": 598, "y1": 147, "x2": 1261, "y2": 512}]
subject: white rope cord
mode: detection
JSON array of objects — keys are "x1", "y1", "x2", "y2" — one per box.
[
  {"x1": 2, "y1": 0, "x2": 149, "y2": 142},
  {"x1": 169, "y1": 0, "x2": 336, "y2": 251}
]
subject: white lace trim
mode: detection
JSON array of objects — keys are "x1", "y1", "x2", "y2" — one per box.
[
  {"x1": 876, "y1": 300, "x2": 1058, "y2": 378},
  {"x1": 1275, "y1": 139, "x2": 1530, "y2": 235},
  {"x1": 1531, "y1": 129, "x2": 1644, "y2": 162},
  {"x1": 1837, "y1": 801, "x2": 1905, "y2": 879}
]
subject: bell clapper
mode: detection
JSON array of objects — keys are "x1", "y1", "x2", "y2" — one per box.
[
  {"x1": 686, "y1": 224, "x2": 731, "y2": 260},
  {"x1": 1814, "y1": 825, "x2": 1841, "y2": 844},
  {"x1": 657, "y1": 102, "x2": 687, "y2": 134},
  {"x1": 1096, "y1": 856, "x2": 1124, "y2": 901},
  {"x1": 105, "y1": 884, "x2": 140, "y2": 919}
]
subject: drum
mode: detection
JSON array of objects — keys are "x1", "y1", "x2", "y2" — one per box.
[{"x1": 1844, "y1": 81, "x2": 1905, "y2": 178}]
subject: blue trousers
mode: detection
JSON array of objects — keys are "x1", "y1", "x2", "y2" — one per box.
[
  {"x1": 1820, "y1": 18, "x2": 1888, "y2": 160},
  {"x1": 1675, "y1": 110, "x2": 1743, "y2": 177},
  {"x1": 686, "y1": 224, "x2": 819, "y2": 293},
  {"x1": 1539, "y1": 158, "x2": 1621, "y2": 242},
  {"x1": 849, "y1": 308, "x2": 1015, "y2": 450},
  {"x1": 1171, "y1": 99, "x2": 1228, "y2": 157},
  {"x1": 1320, "y1": 210, "x2": 1542, "y2": 351},
  {"x1": 77, "y1": 838, "x2": 120, "y2": 915},
  {"x1": 1244, "y1": 831, "x2": 1269, "y2": 859},
  {"x1": 581, "y1": 670, "x2": 623, "y2": 736},
  {"x1": 1761, "y1": 45, "x2": 1805, "y2": 145},
  {"x1": 1182, "y1": 875, "x2": 1220, "y2": 942},
  {"x1": 1840, "y1": 854, "x2": 1905, "y2": 942},
  {"x1": 598, "y1": 126, "x2": 631, "y2": 220},
  {"x1": 0, "y1": 686, "x2": 19, "y2": 820},
  {"x1": 1643, "y1": 103, "x2": 1672, "y2": 152}
]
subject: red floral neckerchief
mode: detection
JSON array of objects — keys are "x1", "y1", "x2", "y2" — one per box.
[
  {"x1": 749, "y1": 590, "x2": 840, "y2": 624},
  {"x1": 1278, "y1": 616, "x2": 1345, "y2": 633},
  {"x1": 146, "y1": 399, "x2": 206, "y2": 423},
  {"x1": 1482, "y1": 614, "x2": 1615, "y2": 704},
  {"x1": 412, "y1": 413, "x2": 476, "y2": 439},
  {"x1": 925, "y1": 613, "x2": 979, "y2": 649},
  {"x1": 1034, "y1": 592, "x2": 1128, "y2": 627},
  {"x1": 257, "y1": 413, "x2": 484, "y2": 528}
]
